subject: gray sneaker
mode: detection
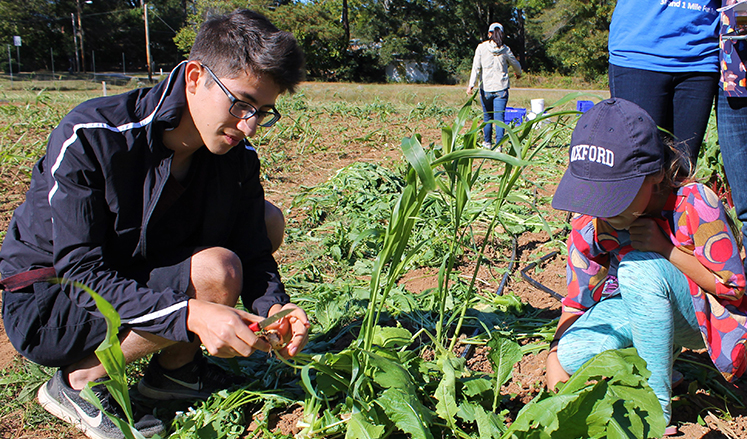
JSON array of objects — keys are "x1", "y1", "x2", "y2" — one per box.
[
  {"x1": 137, "y1": 351, "x2": 246, "y2": 400},
  {"x1": 38, "y1": 370, "x2": 165, "y2": 439}
]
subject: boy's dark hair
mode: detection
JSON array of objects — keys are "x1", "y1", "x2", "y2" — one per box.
[{"x1": 189, "y1": 9, "x2": 305, "y2": 94}]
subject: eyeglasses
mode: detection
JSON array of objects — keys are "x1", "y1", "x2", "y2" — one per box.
[{"x1": 201, "y1": 64, "x2": 281, "y2": 127}]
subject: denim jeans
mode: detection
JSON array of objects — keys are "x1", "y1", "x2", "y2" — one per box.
[
  {"x1": 716, "y1": 93, "x2": 747, "y2": 272},
  {"x1": 609, "y1": 64, "x2": 718, "y2": 169},
  {"x1": 480, "y1": 89, "x2": 509, "y2": 145},
  {"x1": 557, "y1": 251, "x2": 703, "y2": 424}
]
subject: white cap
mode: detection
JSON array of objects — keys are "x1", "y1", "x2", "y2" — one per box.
[{"x1": 489, "y1": 23, "x2": 503, "y2": 33}]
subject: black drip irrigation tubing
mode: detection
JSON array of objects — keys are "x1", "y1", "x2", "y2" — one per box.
[
  {"x1": 517, "y1": 209, "x2": 573, "y2": 303},
  {"x1": 461, "y1": 234, "x2": 565, "y2": 359},
  {"x1": 496, "y1": 234, "x2": 518, "y2": 297},
  {"x1": 520, "y1": 250, "x2": 565, "y2": 302}
]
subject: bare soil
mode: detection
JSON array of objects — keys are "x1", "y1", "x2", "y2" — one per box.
[{"x1": 1, "y1": 88, "x2": 746, "y2": 438}]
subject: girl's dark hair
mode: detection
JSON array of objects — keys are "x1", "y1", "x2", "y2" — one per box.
[
  {"x1": 658, "y1": 138, "x2": 743, "y2": 250},
  {"x1": 490, "y1": 28, "x2": 504, "y2": 47},
  {"x1": 660, "y1": 138, "x2": 691, "y2": 191},
  {"x1": 189, "y1": 9, "x2": 305, "y2": 94}
]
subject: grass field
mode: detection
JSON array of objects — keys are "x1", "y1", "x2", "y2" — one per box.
[{"x1": 1, "y1": 77, "x2": 745, "y2": 439}]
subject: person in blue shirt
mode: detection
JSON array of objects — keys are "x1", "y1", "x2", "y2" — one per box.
[{"x1": 608, "y1": 0, "x2": 721, "y2": 169}]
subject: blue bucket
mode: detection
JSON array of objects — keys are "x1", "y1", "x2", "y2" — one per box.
[
  {"x1": 503, "y1": 107, "x2": 527, "y2": 125},
  {"x1": 576, "y1": 100, "x2": 595, "y2": 113}
]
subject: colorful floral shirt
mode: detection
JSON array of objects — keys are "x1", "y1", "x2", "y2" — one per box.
[
  {"x1": 563, "y1": 183, "x2": 747, "y2": 382},
  {"x1": 719, "y1": 0, "x2": 747, "y2": 96}
]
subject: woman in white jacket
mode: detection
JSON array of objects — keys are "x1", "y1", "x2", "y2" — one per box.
[{"x1": 467, "y1": 23, "x2": 522, "y2": 148}]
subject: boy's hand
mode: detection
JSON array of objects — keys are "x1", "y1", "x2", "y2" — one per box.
[
  {"x1": 186, "y1": 299, "x2": 270, "y2": 358},
  {"x1": 266, "y1": 303, "x2": 311, "y2": 358}
]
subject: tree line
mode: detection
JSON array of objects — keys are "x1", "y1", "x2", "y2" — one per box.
[{"x1": 0, "y1": 0, "x2": 614, "y2": 82}]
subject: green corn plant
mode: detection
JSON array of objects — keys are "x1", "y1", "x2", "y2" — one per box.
[
  {"x1": 444, "y1": 93, "x2": 589, "y2": 352},
  {"x1": 57, "y1": 281, "x2": 156, "y2": 439}
]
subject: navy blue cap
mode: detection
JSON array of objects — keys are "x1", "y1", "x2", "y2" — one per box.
[{"x1": 551, "y1": 98, "x2": 666, "y2": 218}]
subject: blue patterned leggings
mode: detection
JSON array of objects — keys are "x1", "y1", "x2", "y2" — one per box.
[{"x1": 557, "y1": 251, "x2": 704, "y2": 423}]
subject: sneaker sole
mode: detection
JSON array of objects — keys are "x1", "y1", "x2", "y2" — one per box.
[{"x1": 37, "y1": 383, "x2": 116, "y2": 439}]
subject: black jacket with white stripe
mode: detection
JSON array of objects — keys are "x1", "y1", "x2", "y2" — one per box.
[{"x1": 0, "y1": 63, "x2": 289, "y2": 343}]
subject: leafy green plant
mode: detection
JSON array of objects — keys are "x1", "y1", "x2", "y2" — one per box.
[
  {"x1": 169, "y1": 389, "x2": 294, "y2": 439},
  {"x1": 503, "y1": 348, "x2": 666, "y2": 439},
  {"x1": 291, "y1": 93, "x2": 589, "y2": 438}
]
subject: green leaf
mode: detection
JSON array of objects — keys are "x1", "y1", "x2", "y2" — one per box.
[
  {"x1": 558, "y1": 348, "x2": 651, "y2": 395},
  {"x1": 315, "y1": 296, "x2": 346, "y2": 331},
  {"x1": 301, "y1": 363, "x2": 322, "y2": 400},
  {"x1": 441, "y1": 126, "x2": 454, "y2": 155},
  {"x1": 502, "y1": 392, "x2": 575, "y2": 438},
  {"x1": 431, "y1": 149, "x2": 529, "y2": 168},
  {"x1": 474, "y1": 404, "x2": 506, "y2": 439},
  {"x1": 377, "y1": 388, "x2": 435, "y2": 439},
  {"x1": 456, "y1": 401, "x2": 477, "y2": 423},
  {"x1": 434, "y1": 354, "x2": 462, "y2": 428},
  {"x1": 306, "y1": 351, "x2": 356, "y2": 400},
  {"x1": 487, "y1": 335, "x2": 522, "y2": 389},
  {"x1": 502, "y1": 349, "x2": 666, "y2": 439},
  {"x1": 346, "y1": 409, "x2": 386, "y2": 439},
  {"x1": 371, "y1": 326, "x2": 413, "y2": 349},
  {"x1": 461, "y1": 377, "x2": 494, "y2": 398},
  {"x1": 365, "y1": 349, "x2": 416, "y2": 394},
  {"x1": 552, "y1": 381, "x2": 613, "y2": 438},
  {"x1": 64, "y1": 282, "x2": 142, "y2": 435},
  {"x1": 402, "y1": 136, "x2": 436, "y2": 191},
  {"x1": 607, "y1": 400, "x2": 643, "y2": 439}
]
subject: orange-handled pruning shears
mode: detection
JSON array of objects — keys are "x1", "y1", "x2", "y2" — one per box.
[{"x1": 248, "y1": 308, "x2": 293, "y2": 332}]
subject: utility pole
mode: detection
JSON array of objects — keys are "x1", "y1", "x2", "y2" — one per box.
[
  {"x1": 77, "y1": 0, "x2": 86, "y2": 73},
  {"x1": 342, "y1": 0, "x2": 349, "y2": 46},
  {"x1": 7, "y1": 45, "x2": 12, "y2": 81},
  {"x1": 143, "y1": 0, "x2": 152, "y2": 82},
  {"x1": 71, "y1": 13, "x2": 80, "y2": 73}
]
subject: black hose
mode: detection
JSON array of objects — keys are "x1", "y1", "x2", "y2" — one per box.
[
  {"x1": 496, "y1": 234, "x2": 518, "y2": 296},
  {"x1": 520, "y1": 250, "x2": 564, "y2": 302}
]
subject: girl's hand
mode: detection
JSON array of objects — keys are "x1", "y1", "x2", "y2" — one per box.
[
  {"x1": 546, "y1": 349, "x2": 570, "y2": 391},
  {"x1": 628, "y1": 218, "x2": 673, "y2": 255}
]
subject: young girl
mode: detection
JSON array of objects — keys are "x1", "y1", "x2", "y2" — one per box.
[{"x1": 549, "y1": 98, "x2": 747, "y2": 433}]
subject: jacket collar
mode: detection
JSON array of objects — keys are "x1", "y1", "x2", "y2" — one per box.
[{"x1": 136, "y1": 61, "x2": 189, "y2": 131}]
